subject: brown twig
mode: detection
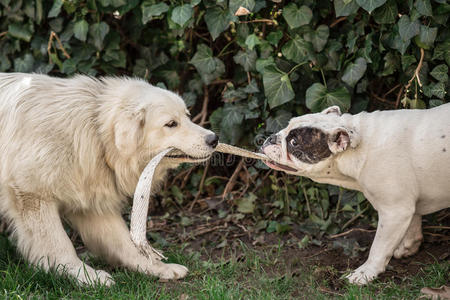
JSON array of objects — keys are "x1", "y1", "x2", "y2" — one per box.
[
  {"x1": 222, "y1": 159, "x2": 244, "y2": 200},
  {"x1": 328, "y1": 228, "x2": 376, "y2": 239},
  {"x1": 47, "y1": 31, "x2": 71, "y2": 63},
  {"x1": 239, "y1": 18, "x2": 275, "y2": 24},
  {"x1": 403, "y1": 48, "x2": 425, "y2": 98},
  {"x1": 395, "y1": 86, "x2": 404, "y2": 109},
  {"x1": 423, "y1": 226, "x2": 450, "y2": 230},
  {"x1": 189, "y1": 162, "x2": 210, "y2": 211},
  {"x1": 251, "y1": 169, "x2": 273, "y2": 193},
  {"x1": 192, "y1": 86, "x2": 209, "y2": 126},
  {"x1": 0, "y1": 31, "x2": 7, "y2": 38},
  {"x1": 342, "y1": 206, "x2": 369, "y2": 230},
  {"x1": 383, "y1": 84, "x2": 401, "y2": 98},
  {"x1": 330, "y1": 16, "x2": 347, "y2": 28}
]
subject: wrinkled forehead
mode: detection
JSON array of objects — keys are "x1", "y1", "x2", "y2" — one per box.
[{"x1": 286, "y1": 113, "x2": 338, "y2": 133}]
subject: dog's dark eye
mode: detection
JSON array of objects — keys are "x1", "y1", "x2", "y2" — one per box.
[
  {"x1": 289, "y1": 138, "x2": 298, "y2": 147},
  {"x1": 165, "y1": 120, "x2": 178, "y2": 128}
]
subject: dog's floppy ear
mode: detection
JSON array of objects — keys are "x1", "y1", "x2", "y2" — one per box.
[
  {"x1": 114, "y1": 108, "x2": 145, "y2": 156},
  {"x1": 321, "y1": 106, "x2": 342, "y2": 116},
  {"x1": 327, "y1": 127, "x2": 359, "y2": 153}
]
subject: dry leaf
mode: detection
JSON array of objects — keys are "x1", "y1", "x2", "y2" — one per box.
[
  {"x1": 420, "y1": 286, "x2": 450, "y2": 300},
  {"x1": 235, "y1": 6, "x2": 251, "y2": 16}
]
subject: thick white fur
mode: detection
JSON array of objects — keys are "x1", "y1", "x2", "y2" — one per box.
[
  {"x1": 263, "y1": 104, "x2": 450, "y2": 284},
  {"x1": 0, "y1": 72, "x2": 216, "y2": 285}
]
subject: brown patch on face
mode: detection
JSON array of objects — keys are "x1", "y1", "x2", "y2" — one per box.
[{"x1": 286, "y1": 127, "x2": 332, "y2": 164}]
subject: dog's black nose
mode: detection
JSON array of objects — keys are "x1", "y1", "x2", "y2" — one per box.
[{"x1": 205, "y1": 134, "x2": 219, "y2": 148}]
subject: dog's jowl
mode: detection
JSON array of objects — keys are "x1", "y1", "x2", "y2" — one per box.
[{"x1": 261, "y1": 104, "x2": 450, "y2": 285}]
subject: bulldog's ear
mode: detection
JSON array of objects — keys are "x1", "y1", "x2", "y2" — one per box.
[
  {"x1": 114, "y1": 109, "x2": 145, "y2": 156},
  {"x1": 328, "y1": 127, "x2": 359, "y2": 153},
  {"x1": 321, "y1": 106, "x2": 342, "y2": 116}
]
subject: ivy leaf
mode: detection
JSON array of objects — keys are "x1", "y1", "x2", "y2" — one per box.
[
  {"x1": 48, "y1": 0, "x2": 63, "y2": 18},
  {"x1": 171, "y1": 4, "x2": 193, "y2": 27},
  {"x1": 73, "y1": 20, "x2": 89, "y2": 42},
  {"x1": 356, "y1": 0, "x2": 387, "y2": 13},
  {"x1": 282, "y1": 3, "x2": 312, "y2": 29},
  {"x1": 205, "y1": 6, "x2": 232, "y2": 40},
  {"x1": 235, "y1": 193, "x2": 257, "y2": 214},
  {"x1": 262, "y1": 66, "x2": 295, "y2": 109},
  {"x1": 267, "y1": 30, "x2": 283, "y2": 46},
  {"x1": 222, "y1": 105, "x2": 244, "y2": 128},
  {"x1": 190, "y1": 44, "x2": 216, "y2": 74},
  {"x1": 430, "y1": 64, "x2": 448, "y2": 82},
  {"x1": 229, "y1": 0, "x2": 255, "y2": 14},
  {"x1": 281, "y1": 35, "x2": 314, "y2": 64},
  {"x1": 266, "y1": 110, "x2": 292, "y2": 133},
  {"x1": 62, "y1": 58, "x2": 77, "y2": 74},
  {"x1": 141, "y1": 2, "x2": 169, "y2": 24},
  {"x1": 373, "y1": 0, "x2": 397, "y2": 24},
  {"x1": 233, "y1": 50, "x2": 257, "y2": 71},
  {"x1": 245, "y1": 34, "x2": 261, "y2": 50},
  {"x1": 398, "y1": 15, "x2": 420, "y2": 41},
  {"x1": 415, "y1": 26, "x2": 437, "y2": 49},
  {"x1": 414, "y1": 0, "x2": 432, "y2": 16},
  {"x1": 8, "y1": 23, "x2": 32, "y2": 42},
  {"x1": 14, "y1": 54, "x2": 35, "y2": 73},
  {"x1": 89, "y1": 22, "x2": 110, "y2": 50},
  {"x1": 305, "y1": 83, "x2": 351, "y2": 113},
  {"x1": 312, "y1": 25, "x2": 329, "y2": 52},
  {"x1": 430, "y1": 82, "x2": 446, "y2": 99},
  {"x1": 256, "y1": 57, "x2": 275, "y2": 73},
  {"x1": 334, "y1": 0, "x2": 360, "y2": 17},
  {"x1": 341, "y1": 57, "x2": 367, "y2": 87}
]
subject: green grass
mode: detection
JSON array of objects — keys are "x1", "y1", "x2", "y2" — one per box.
[{"x1": 0, "y1": 234, "x2": 448, "y2": 299}]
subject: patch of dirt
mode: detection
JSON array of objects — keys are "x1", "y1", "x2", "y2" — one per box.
[{"x1": 150, "y1": 208, "x2": 449, "y2": 292}]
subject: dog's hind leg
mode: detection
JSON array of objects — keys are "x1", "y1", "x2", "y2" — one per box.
[
  {"x1": 346, "y1": 205, "x2": 415, "y2": 285},
  {"x1": 8, "y1": 190, "x2": 114, "y2": 286},
  {"x1": 393, "y1": 214, "x2": 423, "y2": 259},
  {"x1": 68, "y1": 212, "x2": 188, "y2": 280}
]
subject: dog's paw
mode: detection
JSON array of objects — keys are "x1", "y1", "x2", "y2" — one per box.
[
  {"x1": 346, "y1": 264, "x2": 380, "y2": 285},
  {"x1": 77, "y1": 268, "x2": 115, "y2": 286},
  {"x1": 155, "y1": 263, "x2": 189, "y2": 280},
  {"x1": 393, "y1": 236, "x2": 422, "y2": 259}
]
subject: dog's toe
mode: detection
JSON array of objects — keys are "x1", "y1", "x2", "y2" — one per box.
[
  {"x1": 346, "y1": 264, "x2": 379, "y2": 285},
  {"x1": 152, "y1": 262, "x2": 189, "y2": 280},
  {"x1": 76, "y1": 268, "x2": 115, "y2": 286}
]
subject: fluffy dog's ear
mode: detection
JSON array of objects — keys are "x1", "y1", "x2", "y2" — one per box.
[
  {"x1": 114, "y1": 109, "x2": 145, "y2": 156},
  {"x1": 321, "y1": 106, "x2": 342, "y2": 116},
  {"x1": 328, "y1": 127, "x2": 359, "y2": 153}
]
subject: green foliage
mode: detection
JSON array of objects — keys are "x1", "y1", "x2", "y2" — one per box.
[{"x1": 0, "y1": 0, "x2": 448, "y2": 235}]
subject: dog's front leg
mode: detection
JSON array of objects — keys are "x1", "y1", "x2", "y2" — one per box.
[
  {"x1": 347, "y1": 209, "x2": 414, "y2": 285},
  {"x1": 9, "y1": 192, "x2": 113, "y2": 286},
  {"x1": 68, "y1": 212, "x2": 188, "y2": 280}
]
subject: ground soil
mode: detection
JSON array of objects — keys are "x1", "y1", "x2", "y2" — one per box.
[{"x1": 150, "y1": 208, "x2": 449, "y2": 292}]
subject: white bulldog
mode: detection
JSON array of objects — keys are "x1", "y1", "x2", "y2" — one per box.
[{"x1": 261, "y1": 104, "x2": 450, "y2": 285}]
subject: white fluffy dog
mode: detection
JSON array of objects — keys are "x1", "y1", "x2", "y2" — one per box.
[{"x1": 0, "y1": 72, "x2": 219, "y2": 285}]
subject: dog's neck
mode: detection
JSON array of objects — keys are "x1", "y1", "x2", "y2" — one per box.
[{"x1": 309, "y1": 113, "x2": 366, "y2": 191}]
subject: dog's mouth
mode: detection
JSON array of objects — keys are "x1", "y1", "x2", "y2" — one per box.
[
  {"x1": 264, "y1": 160, "x2": 298, "y2": 172},
  {"x1": 165, "y1": 150, "x2": 211, "y2": 162}
]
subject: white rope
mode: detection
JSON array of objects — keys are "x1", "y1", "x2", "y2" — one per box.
[
  {"x1": 130, "y1": 148, "x2": 173, "y2": 262},
  {"x1": 129, "y1": 144, "x2": 267, "y2": 263}
]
